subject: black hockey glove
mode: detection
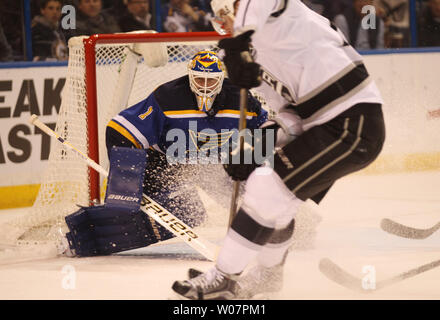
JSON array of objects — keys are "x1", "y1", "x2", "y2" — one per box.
[
  {"x1": 223, "y1": 122, "x2": 279, "y2": 181},
  {"x1": 218, "y1": 30, "x2": 262, "y2": 89},
  {"x1": 223, "y1": 134, "x2": 257, "y2": 181}
]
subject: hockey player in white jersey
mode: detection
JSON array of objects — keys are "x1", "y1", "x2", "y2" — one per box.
[{"x1": 172, "y1": 0, "x2": 386, "y2": 299}]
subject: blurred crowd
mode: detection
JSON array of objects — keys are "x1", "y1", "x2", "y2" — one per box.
[
  {"x1": 0, "y1": 0, "x2": 439, "y2": 62},
  {"x1": 305, "y1": 0, "x2": 440, "y2": 48}
]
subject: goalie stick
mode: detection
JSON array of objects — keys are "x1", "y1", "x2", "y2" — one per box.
[
  {"x1": 381, "y1": 218, "x2": 440, "y2": 240},
  {"x1": 29, "y1": 114, "x2": 219, "y2": 261},
  {"x1": 319, "y1": 257, "x2": 440, "y2": 292}
]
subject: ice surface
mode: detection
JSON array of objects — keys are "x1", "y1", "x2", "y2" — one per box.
[{"x1": 0, "y1": 171, "x2": 440, "y2": 300}]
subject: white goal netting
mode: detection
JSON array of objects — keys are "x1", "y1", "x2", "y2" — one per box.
[{"x1": 1, "y1": 33, "x2": 228, "y2": 247}]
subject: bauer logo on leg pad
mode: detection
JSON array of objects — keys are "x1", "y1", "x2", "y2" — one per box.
[
  {"x1": 105, "y1": 147, "x2": 147, "y2": 211},
  {"x1": 107, "y1": 194, "x2": 140, "y2": 203}
]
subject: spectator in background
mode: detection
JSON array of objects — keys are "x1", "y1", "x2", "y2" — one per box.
[
  {"x1": 102, "y1": 0, "x2": 115, "y2": 9},
  {"x1": 322, "y1": 0, "x2": 352, "y2": 21},
  {"x1": 375, "y1": 0, "x2": 410, "y2": 48},
  {"x1": 32, "y1": 0, "x2": 68, "y2": 61},
  {"x1": 162, "y1": 0, "x2": 213, "y2": 32},
  {"x1": 301, "y1": 0, "x2": 352, "y2": 21},
  {"x1": 0, "y1": 0, "x2": 24, "y2": 60},
  {"x1": 302, "y1": 0, "x2": 325, "y2": 15},
  {"x1": 0, "y1": 19, "x2": 13, "y2": 62},
  {"x1": 418, "y1": 0, "x2": 440, "y2": 47},
  {"x1": 104, "y1": 0, "x2": 129, "y2": 19},
  {"x1": 65, "y1": 0, "x2": 121, "y2": 40},
  {"x1": 119, "y1": 0, "x2": 152, "y2": 32},
  {"x1": 192, "y1": 0, "x2": 213, "y2": 14},
  {"x1": 334, "y1": 0, "x2": 385, "y2": 50}
]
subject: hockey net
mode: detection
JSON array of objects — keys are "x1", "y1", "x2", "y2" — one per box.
[
  {"x1": 0, "y1": 31, "x2": 242, "y2": 250},
  {"x1": 0, "y1": 31, "x2": 322, "y2": 265}
]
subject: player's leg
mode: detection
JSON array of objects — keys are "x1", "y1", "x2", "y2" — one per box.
[
  {"x1": 276, "y1": 103, "x2": 385, "y2": 200},
  {"x1": 172, "y1": 166, "x2": 303, "y2": 299},
  {"x1": 237, "y1": 102, "x2": 386, "y2": 294},
  {"x1": 172, "y1": 103, "x2": 384, "y2": 299}
]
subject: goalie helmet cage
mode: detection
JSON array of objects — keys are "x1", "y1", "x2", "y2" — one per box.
[{"x1": 1, "y1": 31, "x2": 230, "y2": 245}]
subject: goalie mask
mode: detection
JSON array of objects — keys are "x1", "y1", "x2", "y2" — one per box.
[{"x1": 188, "y1": 50, "x2": 225, "y2": 113}]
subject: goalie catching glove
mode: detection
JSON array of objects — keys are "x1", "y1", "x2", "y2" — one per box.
[{"x1": 218, "y1": 30, "x2": 262, "y2": 89}]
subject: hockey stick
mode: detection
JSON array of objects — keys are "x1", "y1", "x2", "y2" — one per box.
[
  {"x1": 29, "y1": 114, "x2": 219, "y2": 261},
  {"x1": 381, "y1": 218, "x2": 440, "y2": 240},
  {"x1": 228, "y1": 52, "x2": 253, "y2": 227},
  {"x1": 229, "y1": 88, "x2": 248, "y2": 226},
  {"x1": 319, "y1": 257, "x2": 440, "y2": 292}
]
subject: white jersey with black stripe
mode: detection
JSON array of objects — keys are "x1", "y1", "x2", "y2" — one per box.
[{"x1": 234, "y1": 0, "x2": 383, "y2": 131}]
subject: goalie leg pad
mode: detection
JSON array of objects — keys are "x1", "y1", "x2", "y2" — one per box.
[
  {"x1": 65, "y1": 147, "x2": 207, "y2": 256},
  {"x1": 105, "y1": 146, "x2": 147, "y2": 211},
  {"x1": 65, "y1": 206, "x2": 162, "y2": 257}
]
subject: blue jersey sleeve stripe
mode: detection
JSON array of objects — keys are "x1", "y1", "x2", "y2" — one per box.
[
  {"x1": 112, "y1": 115, "x2": 150, "y2": 149},
  {"x1": 215, "y1": 114, "x2": 258, "y2": 120},
  {"x1": 107, "y1": 120, "x2": 143, "y2": 149}
]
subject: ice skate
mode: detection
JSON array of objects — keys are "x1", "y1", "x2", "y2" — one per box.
[
  {"x1": 172, "y1": 267, "x2": 238, "y2": 300},
  {"x1": 188, "y1": 267, "x2": 203, "y2": 279},
  {"x1": 186, "y1": 262, "x2": 284, "y2": 299}
]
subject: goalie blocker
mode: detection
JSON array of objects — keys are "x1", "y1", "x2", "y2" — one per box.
[{"x1": 65, "y1": 147, "x2": 205, "y2": 257}]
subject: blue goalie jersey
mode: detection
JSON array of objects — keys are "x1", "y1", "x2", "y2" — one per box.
[{"x1": 106, "y1": 75, "x2": 268, "y2": 161}]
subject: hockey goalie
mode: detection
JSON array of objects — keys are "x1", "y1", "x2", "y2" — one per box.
[{"x1": 58, "y1": 50, "x2": 268, "y2": 257}]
